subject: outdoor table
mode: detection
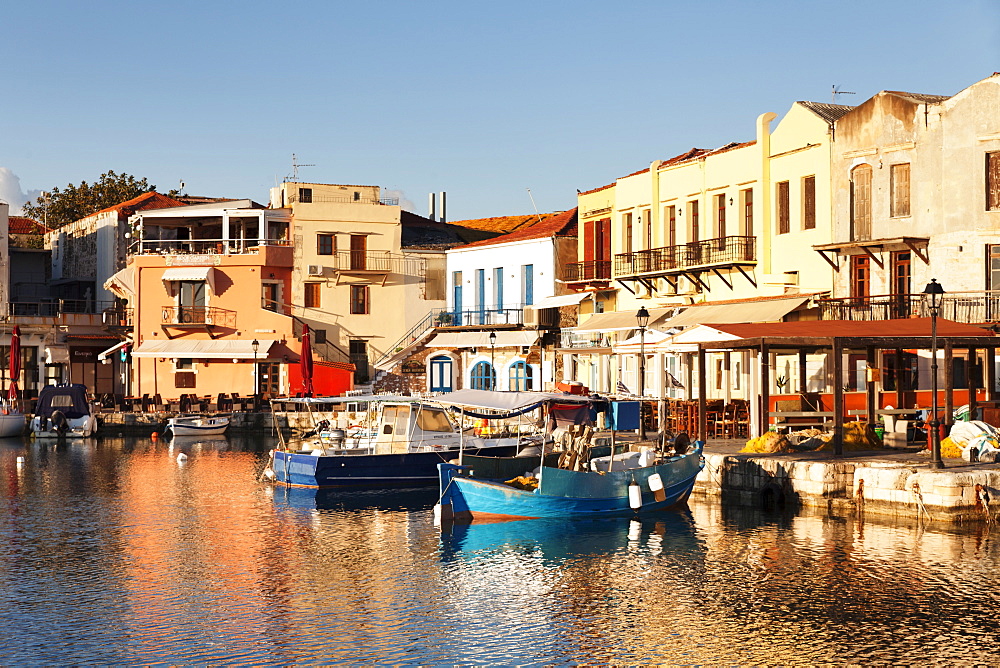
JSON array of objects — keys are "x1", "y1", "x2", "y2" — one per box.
[{"x1": 769, "y1": 411, "x2": 835, "y2": 431}]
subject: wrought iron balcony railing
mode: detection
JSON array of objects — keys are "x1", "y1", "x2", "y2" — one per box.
[
  {"x1": 614, "y1": 235, "x2": 756, "y2": 277},
  {"x1": 566, "y1": 260, "x2": 612, "y2": 282},
  {"x1": 160, "y1": 306, "x2": 237, "y2": 329},
  {"x1": 817, "y1": 291, "x2": 1000, "y2": 324}
]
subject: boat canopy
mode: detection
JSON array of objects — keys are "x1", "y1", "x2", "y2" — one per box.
[
  {"x1": 435, "y1": 389, "x2": 590, "y2": 412},
  {"x1": 272, "y1": 394, "x2": 417, "y2": 405},
  {"x1": 35, "y1": 384, "x2": 91, "y2": 419}
]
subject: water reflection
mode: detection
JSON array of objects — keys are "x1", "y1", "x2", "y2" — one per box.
[{"x1": 0, "y1": 433, "x2": 998, "y2": 664}]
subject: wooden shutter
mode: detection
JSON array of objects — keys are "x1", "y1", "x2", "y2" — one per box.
[
  {"x1": 891, "y1": 164, "x2": 910, "y2": 217},
  {"x1": 777, "y1": 181, "x2": 790, "y2": 234},
  {"x1": 851, "y1": 165, "x2": 873, "y2": 240},
  {"x1": 803, "y1": 176, "x2": 816, "y2": 229},
  {"x1": 988, "y1": 152, "x2": 1000, "y2": 211}
]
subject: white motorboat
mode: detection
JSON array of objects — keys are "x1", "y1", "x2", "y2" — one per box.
[
  {"x1": 165, "y1": 415, "x2": 230, "y2": 437},
  {"x1": 31, "y1": 384, "x2": 98, "y2": 438}
]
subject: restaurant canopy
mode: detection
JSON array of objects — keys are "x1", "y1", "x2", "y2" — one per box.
[
  {"x1": 529, "y1": 293, "x2": 590, "y2": 309},
  {"x1": 659, "y1": 295, "x2": 811, "y2": 329},
  {"x1": 425, "y1": 331, "x2": 538, "y2": 348},
  {"x1": 132, "y1": 339, "x2": 275, "y2": 359},
  {"x1": 435, "y1": 389, "x2": 591, "y2": 412},
  {"x1": 574, "y1": 307, "x2": 673, "y2": 333}
]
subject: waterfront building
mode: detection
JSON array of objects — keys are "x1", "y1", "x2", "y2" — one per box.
[
  {"x1": 813, "y1": 72, "x2": 1000, "y2": 391},
  {"x1": 372, "y1": 209, "x2": 577, "y2": 393},
  {"x1": 561, "y1": 100, "x2": 854, "y2": 401}
]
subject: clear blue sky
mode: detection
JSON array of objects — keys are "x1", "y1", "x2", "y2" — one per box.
[{"x1": 2, "y1": 0, "x2": 997, "y2": 221}]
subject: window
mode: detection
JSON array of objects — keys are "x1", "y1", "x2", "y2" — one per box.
[
  {"x1": 353, "y1": 191, "x2": 360, "y2": 201},
  {"x1": 522, "y1": 264, "x2": 533, "y2": 305},
  {"x1": 350, "y1": 340, "x2": 368, "y2": 384},
  {"x1": 715, "y1": 194, "x2": 726, "y2": 238},
  {"x1": 470, "y1": 361, "x2": 496, "y2": 391},
  {"x1": 643, "y1": 209, "x2": 652, "y2": 249},
  {"x1": 175, "y1": 371, "x2": 196, "y2": 388},
  {"x1": 416, "y1": 407, "x2": 454, "y2": 432},
  {"x1": 851, "y1": 255, "x2": 870, "y2": 298},
  {"x1": 177, "y1": 280, "x2": 206, "y2": 323},
  {"x1": 493, "y1": 267, "x2": 503, "y2": 311},
  {"x1": 890, "y1": 163, "x2": 910, "y2": 217},
  {"x1": 475, "y1": 269, "x2": 485, "y2": 322},
  {"x1": 350, "y1": 285, "x2": 369, "y2": 314},
  {"x1": 988, "y1": 152, "x2": 1000, "y2": 211},
  {"x1": 851, "y1": 164, "x2": 873, "y2": 240},
  {"x1": 299, "y1": 187, "x2": 312, "y2": 203},
  {"x1": 776, "y1": 181, "x2": 790, "y2": 234},
  {"x1": 688, "y1": 200, "x2": 699, "y2": 242},
  {"x1": 304, "y1": 283, "x2": 321, "y2": 308},
  {"x1": 622, "y1": 212, "x2": 633, "y2": 254},
  {"x1": 317, "y1": 234, "x2": 335, "y2": 255},
  {"x1": 350, "y1": 235, "x2": 367, "y2": 270},
  {"x1": 891, "y1": 251, "x2": 911, "y2": 295},
  {"x1": 508, "y1": 361, "x2": 533, "y2": 391},
  {"x1": 741, "y1": 188, "x2": 753, "y2": 237},
  {"x1": 802, "y1": 176, "x2": 816, "y2": 229},
  {"x1": 665, "y1": 206, "x2": 677, "y2": 246},
  {"x1": 260, "y1": 361, "x2": 280, "y2": 396}
]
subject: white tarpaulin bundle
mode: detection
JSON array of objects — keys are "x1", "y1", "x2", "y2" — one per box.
[{"x1": 435, "y1": 389, "x2": 590, "y2": 412}]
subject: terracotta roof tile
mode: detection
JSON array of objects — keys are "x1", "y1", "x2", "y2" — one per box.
[
  {"x1": 447, "y1": 213, "x2": 556, "y2": 235},
  {"x1": 453, "y1": 208, "x2": 578, "y2": 249},
  {"x1": 91, "y1": 191, "x2": 187, "y2": 218},
  {"x1": 579, "y1": 182, "x2": 615, "y2": 196},
  {"x1": 8, "y1": 216, "x2": 49, "y2": 234},
  {"x1": 707, "y1": 318, "x2": 992, "y2": 339}
]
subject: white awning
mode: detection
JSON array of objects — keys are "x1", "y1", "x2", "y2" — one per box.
[
  {"x1": 97, "y1": 340, "x2": 130, "y2": 361},
  {"x1": 426, "y1": 331, "x2": 539, "y2": 348},
  {"x1": 574, "y1": 307, "x2": 673, "y2": 332},
  {"x1": 659, "y1": 296, "x2": 809, "y2": 328},
  {"x1": 161, "y1": 266, "x2": 216, "y2": 293},
  {"x1": 132, "y1": 339, "x2": 275, "y2": 359},
  {"x1": 103, "y1": 267, "x2": 135, "y2": 297},
  {"x1": 436, "y1": 389, "x2": 590, "y2": 411},
  {"x1": 46, "y1": 347, "x2": 71, "y2": 364},
  {"x1": 530, "y1": 293, "x2": 590, "y2": 309}
]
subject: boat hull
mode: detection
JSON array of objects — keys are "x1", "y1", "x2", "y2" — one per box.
[
  {"x1": 167, "y1": 417, "x2": 230, "y2": 437},
  {"x1": 0, "y1": 413, "x2": 25, "y2": 438},
  {"x1": 270, "y1": 444, "x2": 521, "y2": 489},
  {"x1": 438, "y1": 445, "x2": 705, "y2": 520}
]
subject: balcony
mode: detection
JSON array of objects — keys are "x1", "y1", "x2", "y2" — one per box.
[
  {"x1": 566, "y1": 260, "x2": 612, "y2": 283},
  {"x1": 102, "y1": 307, "x2": 134, "y2": 333},
  {"x1": 135, "y1": 238, "x2": 291, "y2": 256},
  {"x1": 326, "y1": 249, "x2": 403, "y2": 274},
  {"x1": 817, "y1": 292, "x2": 1000, "y2": 324},
  {"x1": 614, "y1": 235, "x2": 756, "y2": 277},
  {"x1": 559, "y1": 330, "x2": 614, "y2": 350},
  {"x1": 160, "y1": 306, "x2": 237, "y2": 338},
  {"x1": 436, "y1": 305, "x2": 558, "y2": 329}
]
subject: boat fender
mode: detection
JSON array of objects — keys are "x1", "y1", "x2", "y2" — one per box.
[
  {"x1": 1, "y1": 407, "x2": 7, "y2": 415},
  {"x1": 628, "y1": 478, "x2": 642, "y2": 510},
  {"x1": 647, "y1": 473, "x2": 667, "y2": 503}
]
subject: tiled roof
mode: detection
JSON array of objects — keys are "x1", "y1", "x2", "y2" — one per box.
[
  {"x1": 446, "y1": 213, "x2": 556, "y2": 235},
  {"x1": 883, "y1": 91, "x2": 951, "y2": 104},
  {"x1": 707, "y1": 318, "x2": 992, "y2": 340},
  {"x1": 8, "y1": 216, "x2": 49, "y2": 234},
  {"x1": 400, "y1": 210, "x2": 501, "y2": 248},
  {"x1": 91, "y1": 191, "x2": 187, "y2": 218},
  {"x1": 798, "y1": 101, "x2": 856, "y2": 124},
  {"x1": 579, "y1": 182, "x2": 615, "y2": 196},
  {"x1": 453, "y1": 208, "x2": 578, "y2": 249}
]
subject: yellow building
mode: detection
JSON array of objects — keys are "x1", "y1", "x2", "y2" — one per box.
[{"x1": 563, "y1": 101, "x2": 854, "y2": 400}]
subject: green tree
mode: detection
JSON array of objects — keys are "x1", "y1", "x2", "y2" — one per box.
[{"x1": 22, "y1": 171, "x2": 161, "y2": 228}]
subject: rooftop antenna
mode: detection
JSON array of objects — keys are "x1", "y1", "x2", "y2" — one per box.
[
  {"x1": 289, "y1": 153, "x2": 315, "y2": 182},
  {"x1": 178, "y1": 180, "x2": 185, "y2": 195},
  {"x1": 832, "y1": 85, "x2": 856, "y2": 104},
  {"x1": 526, "y1": 188, "x2": 543, "y2": 224}
]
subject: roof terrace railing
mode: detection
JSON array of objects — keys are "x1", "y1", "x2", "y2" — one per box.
[
  {"x1": 134, "y1": 238, "x2": 290, "y2": 255},
  {"x1": 8, "y1": 299, "x2": 117, "y2": 317},
  {"x1": 817, "y1": 291, "x2": 1000, "y2": 324},
  {"x1": 287, "y1": 193, "x2": 399, "y2": 206}
]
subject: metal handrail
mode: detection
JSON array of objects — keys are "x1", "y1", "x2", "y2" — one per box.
[
  {"x1": 160, "y1": 305, "x2": 237, "y2": 329},
  {"x1": 567, "y1": 260, "x2": 612, "y2": 281},
  {"x1": 7, "y1": 299, "x2": 117, "y2": 317},
  {"x1": 134, "y1": 238, "x2": 290, "y2": 255},
  {"x1": 287, "y1": 193, "x2": 399, "y2": 206},
  {"x1": 817, "y1": 291, "x2": 1000, "y2": 323}
]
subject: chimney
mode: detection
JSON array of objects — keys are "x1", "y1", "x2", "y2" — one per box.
[
  {"x1": 428, "y1": 192, "x2": 436, "y2": 221},
  {"x1": 439, "y1": 191, "x2": 446, "y2": 223}
]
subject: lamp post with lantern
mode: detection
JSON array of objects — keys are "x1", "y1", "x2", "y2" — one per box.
[
  {"x1": 923, "y1": 279, "x2": 945, "y2": 469},
  {"x1": 636, "y1": 306, "x2": 650, "y2": 441},
  {"x1": 251, "y1": 338, "x2": 260, "y2": 412},
  {"x1": 488, "y1": 331, "x2": 497, "y2": 390}
]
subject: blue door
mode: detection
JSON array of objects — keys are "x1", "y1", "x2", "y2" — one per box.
[
  {"x1": 430, "y1": 355, "x2": 453, "y2": 392},
  {"x1": 452, "y1": 271, "x2": 463, "y2": 326},
  {"x1": 476, "y1": 269, "x2": 486, "y2": 325}
]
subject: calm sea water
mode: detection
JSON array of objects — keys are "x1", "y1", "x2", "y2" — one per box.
[{"x1": 1, "y1": 433, "x2": 999, "y2": 666}]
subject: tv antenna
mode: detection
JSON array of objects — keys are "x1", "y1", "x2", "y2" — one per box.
[
  {"x1": 289, "y1": 153, "x2": 315, "y2": 182},
  {"x1": 832, "y1": 85, "x2": 856, "y2": 104},
  {"x1": 526, "y1": 188, "x2": 543, "y2": 224}
]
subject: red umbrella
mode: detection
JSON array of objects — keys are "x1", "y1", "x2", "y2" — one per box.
[
  {"x1": 300, "y1": 324, "x2": 314, "y2": 397},
  {"x1": 8, "y1": 325, "x2": 20, "y2": 406}
]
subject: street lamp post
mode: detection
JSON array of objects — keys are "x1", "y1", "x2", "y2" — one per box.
[
  {"x1": 636, "y1": 306, "x2": 650, "y2": 441},
  {"x1": 924, "y1": 279, "x2": 945, "y2": 469},
  {"x1": 251, "y1": 338, "x2": 260, "y2": 412},
  {"x1": 489, "y1": 331, "x2": 497, "y2": 391}
]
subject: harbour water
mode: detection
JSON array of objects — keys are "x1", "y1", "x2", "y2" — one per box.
[{"x1": 1, "y1": 433, "x2": 999, "y2": 665}]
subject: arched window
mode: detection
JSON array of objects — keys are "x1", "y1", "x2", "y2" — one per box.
[
  {"x1": 508, "y1": 361, "x2": 533, "y2": 391},
  {"x1": 470, "y1": 361, "x2": 496, "y2": 390}
]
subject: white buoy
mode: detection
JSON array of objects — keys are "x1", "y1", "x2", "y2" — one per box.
[
  {"x1": 176, "y1": 452, "x2": 188, "y2": 463},
  {"x1": 648, "y1": 473, "x2": 664, "y2": 492},
  {"x1": 628, "y1": 480, "x2": 642, "y2": 509}
]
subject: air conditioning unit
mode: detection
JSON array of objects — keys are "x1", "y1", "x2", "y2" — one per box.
[
  {"x1": 307, "y1": 264, "x2": 324, "y2": 276},
  {"x1": 522, "y1": 307, "x2": 539, "y2": 326}
]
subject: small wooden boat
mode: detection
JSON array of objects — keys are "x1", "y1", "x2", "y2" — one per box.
[{"x1": 165, "y1": 415, "x2": 230, "y2": 437}]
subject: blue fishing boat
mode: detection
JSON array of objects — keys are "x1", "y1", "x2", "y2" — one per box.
[{"x1": 437, "y1": 443, "x2": 704, "y2": 521}]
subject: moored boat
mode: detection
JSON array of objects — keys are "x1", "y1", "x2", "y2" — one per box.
[
  {"x1": 0, "y1": 400, "x2": 25, "y2": 438},
  {"x1": 30, "y1": 384, "x2": 98, "y2": 439},
  {"x1": 265, "y1": 391, "x2": 589, "y2": 489},
  {"x1": 165, "y1": 414, "x2": 230, "y2": 437}
]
